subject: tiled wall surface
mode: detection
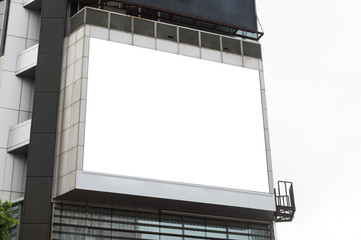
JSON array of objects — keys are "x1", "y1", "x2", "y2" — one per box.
[
  {"x1": 54, "y1": 22, "x2": 274, "y2": 196},
  {"x1": 0, "y1": 0, "x2": 40, "y2": 200},
  {"x1": 54, "y1": 27, "x2": 88, "y2": 197}
]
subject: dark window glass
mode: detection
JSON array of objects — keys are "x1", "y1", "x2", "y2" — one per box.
[
  {"x1": 70, "y1": 9, "x2": 85, "y2": 33},
  {"x1": 134, "y1": 18, "x2": 154, "y2": 37},
  {"x1": 137, "y1": 233, "x2": 160, "y2": 240},
  {"x1": 243, "y1": 41, "x2": 262, "y2": 59},
  {"x1": 112, "y1": 222, "x2": 135, "y2": 231},
  {"x1": 222, "y1": 37, "x2": 241, "y2": 54},
  {"x1": 228, "y1": 234, "x2": 249, "y2": 240},
  {"x1": 86, "y1": 8, "x2": 108, "y2": 27},
  {"x1": 60, "y1": 225, "x2": 86, "y2": 234},
  {"x1": 112, "y1": 230, "x2": 136, "y2": 238},
  {"x1": 0, "y1": 0, "x2": 10, "y2": 55},
  {"x1": 160, "y1": 227, "x2": 182, "y2": 235},
  {"x1": 52, "y1": 203, "x2": 273, "y2": 240},
  {"x1": 59, "y1": 233, "x2": 85, "y2": 240},
  {"x1": 110, "y1": 13, "x2": 131, "y2": 32},
  {"x1": 88, "y1": 207, "x2": 111, "y2": 220},
  {"x1": 179, "y1": 28, "x2": 199, "y2": 46},
  {"x1": 87, "y1": 228, "x2": 111, "y2": 236},
  {"x1": 184, "y1": 217, "x2": 205, "y2": 230},
  {"x1": 184, "y1": 229, "x2": 206, "y2": 237},
  {"x1": 201, "y1": 32, "x2": 220, "y2": 50},
  {"x1": 206, "y1": 219, "x2": 226, "y2": 231},
  {"x1": 157, "y1": 24, "x2": 177, "y2": 42},
  {"x1": 228, "y1": 222, "x2": 249, "y2": 234},
  {"x1": 160, "y1": 236, "x2": 182, "y2": 240},
  {"x1": 113, "y1": 209, "x2": 135, "y2": 223}
]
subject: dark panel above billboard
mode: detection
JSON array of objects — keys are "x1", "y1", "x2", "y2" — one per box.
[{"x1": 124, "y1": 0, "x2": 257, "y2": 32}]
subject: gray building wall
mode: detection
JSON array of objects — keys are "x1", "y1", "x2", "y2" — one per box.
[{"x1": 0, "y1": 0, "x2": 40, "y2": 201}]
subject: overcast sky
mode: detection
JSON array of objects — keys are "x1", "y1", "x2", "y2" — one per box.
[{"x1": 257, "y1": 0, "x2": 361, "y2": 239}]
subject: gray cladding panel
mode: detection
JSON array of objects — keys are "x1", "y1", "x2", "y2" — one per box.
[
  {"x1": 110, "y1": 13, "x2": 131, "y2": 32},
  {"x1": 30, "y1": 93, "x2": 58, "y2": 133},
  {"x1": 179, "y1": 27, "x2": 199, "y2": 46},
  {"x1": 42, "y1": 0, "x2": 67, "y2": 18},
  {"x1": 243, "y1": 41, "x2": 262, "y2": 59},
  {"x1": 201, "y1": 32, "x2": 220, "y2": 50},
  {"x1": 27, "y1": 134, "x2": 56, "y2": 177},
  {"x1": 22, "y1": 177, "x2": 53, "y2": 224},
  {"x1": 38, "y1": 18, "x2": 65, "y2": 54},
  {"x1": 86, "y1": 8, "x2": 108, "y2": 28},
  {"x1": 134, "y1": 18, "x2": 155, "y2": 37},
  {"x1": 20, "y1": 224, "x2": 50, "y2": 240},
  {"x1": 157, "y1": 24, "x2": 177, "y2": 42},
  {"x1": 222, "y1": 37, "x2": 241, "y2": 54},
  {"x1": 35, "y1": 54, "x2": 62, "y2": 92},
  {"x1": 21, "y1": 0, "x2": 68, "y2": 238}
]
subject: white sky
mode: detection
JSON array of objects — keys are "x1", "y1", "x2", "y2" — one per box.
[{"x1": 257, "y1": 0, "x2": 361, "y2": 239}]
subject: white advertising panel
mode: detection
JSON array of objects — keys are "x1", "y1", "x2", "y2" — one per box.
[{"x1": 84, "y1": 38, "x2": 268, "y2": 192}]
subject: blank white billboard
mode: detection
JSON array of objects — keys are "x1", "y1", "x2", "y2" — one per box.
[{"x1": 84, "y1": 38, "x2": 268, "y2": 192}]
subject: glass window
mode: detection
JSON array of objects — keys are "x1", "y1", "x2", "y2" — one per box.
[
  {"x1": 228, "y1": 222, "x2": 249, "y2": 234},
  {"x1": 112, "y1": 222, "x2": 134, "y2": 231},
  {"x1": 53, "y1": 203, "x2": 272, "y2": 240},
  {"x1": 137, "y1": 233, "x2": 160, "y2": 240},
  {"x1": 160, "y1": 215, "x2": 182, "y2": 227},
  {"x1": 62, "y1": 217, "x2": 86, "y2": 226},
  {"x1": 111, "y1": 230, "x2": 136, "y2": 238},
  {"x1": 229, "y1": 234, "x2": 249, "y2": 240},
  {"x1": 160, "y1": 227, "x2": 182, "y2": 235},
  {"x1": 160, "y1": 236, "x2": 182, "y2": 240},
  {"x1": 113, "y1": 209, "x2": 135, "y2": 223},
  {"x1": 184, "y1": 229, "x2": 205, "y2": 237},
  {"x1": 184, "y1": 217, "x2": 205, "y2": 230},
  {"x1": 137, "y1": 225, "x2": 159, "y2": 233},
  {"x1": 88, "y1": 207, "x2": 111, "y2": 220}
]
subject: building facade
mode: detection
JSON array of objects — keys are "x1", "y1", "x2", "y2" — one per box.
[{"x1": 0, "y1": 0, "x2": 294, "y2": 239}]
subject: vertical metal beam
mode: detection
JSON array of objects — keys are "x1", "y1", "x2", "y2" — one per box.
[{"x1": 20, "y1": 0, "x2": 68, "y2": 239}]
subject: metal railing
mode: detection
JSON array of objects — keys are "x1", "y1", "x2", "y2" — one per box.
[
  {"x1": 68, "y1": 7, "x2": 263, "y2": 59},
  {"x1": 70, "y1": 0, "x2": 264, "y2": 40},
  {"x1": 274, "y1": 181, "x2": 296, "y2": 222}
]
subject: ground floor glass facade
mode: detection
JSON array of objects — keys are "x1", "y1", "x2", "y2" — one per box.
[{"x1": 52, "y1": 203, "x2": 273, "y2": 240}]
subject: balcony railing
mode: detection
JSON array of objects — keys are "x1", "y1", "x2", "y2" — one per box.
[
  {"x1": 69, "y1": 7, "x2": 263, "y2": 59},
  {"x1": 70, "y1": 0, "x2": 264, "y2": 40},
  {"x1": 274, "y1": 181, "x2": 296, "y2": 222}
]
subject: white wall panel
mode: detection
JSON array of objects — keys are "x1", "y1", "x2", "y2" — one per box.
[
  {"x1": 7, "y1": 119, "x2": 31, "y2": 152},
  {"x1": 3, "y1": 36, "x2": 26, "y2": 72},
  {"x1": 27, "y1": 9, "x2": 41, "y2": 40},
  {"x1": 11, "y1": 154, "x2": 27, "y2": 192},
  {"x1": 15, "y1": 43, "x2": 38, "y2": 76},
  {"x1": 0, "y1": 108, "x2": 18, "y2": 148},
  {"x1": 7, "y1": 2, "x2": 29, "y2": 38},
  {"x1": 0, "y1": 71, "x2": 22, "y2": 109},
  {"x1": 133, "y1": 34, "x2": 156, "y2": 49}
]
